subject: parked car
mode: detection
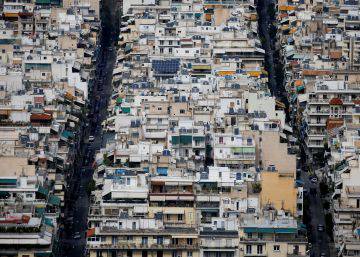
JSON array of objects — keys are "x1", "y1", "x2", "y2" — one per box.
[
  {"x1": 73, "y1": 232, "x2": 81, "y2": 239},
  {"x1": 317, "y1": 224, "x2": 324, "y2": 232},
  {"x1": 88, "y1": 135, "x2": 95, "y2": 142}
]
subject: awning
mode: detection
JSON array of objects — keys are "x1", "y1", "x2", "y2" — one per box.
[
  {"x1": 0, "y1": 191, "x2": 10, "y2": 197},
  {"x1": 157, "y1": 167, "x2": 168, "y2": 176},
  {"x1": 35, "y1": 207, "x2": 45, "y2": 216},
  {"x1": 124, "y1": 43, "x2": 132, "y2": 53},
  {"x1": 121, "y1": 107, "x2": 130, "y2": 113},
  {"x1": 36, "y1": 0, "x2": 51, "y2": 4},
  {"x1": 0, "y1": 179, "x2": 17, "y2": 185},
  {"x1": 61, "y1": 130, "x2": 74, "y2": 139},
  {"x1": 279, "y1": 132, "x2": 287, "y2": 140},
  {"x1": 217, "y1": 70, "x2": 236, "y2": 76},
  {"x1": 87, "y1": 227, "x2": 96, "y2": 237},
  {"x1": 192, "y1": 65, "x2": 211, "y2": 70},
  {"x1": 37, "y1": 186, "x2": 49, "y2": 196},
  {"x1": 296, "y1": 85, "x2": 305, "y2": 92},
  {"x1": 172, "y1": 235, "x2": 198, "y2": 238},
  {"x1": 3, "y1": 13, "x2": 18, "y2": 18},
  {"x1": 116, "y1": 97, "x2": 123, "y2": 104},
  {"x1": 48, "y1": 195, "x2": 61, "y2": 206},
  {"x1": 35, "y1": 252, "x2": 52, "y2": 257},
  {"x1": 163, "y1": 209, "x2": 184, "y2": 214},
  {"x1": 244, "y1": 227, "x2": 297, "y2": 234},
  {"x1": 44, "y1": 217, "x2": 54, "y2": 227}
]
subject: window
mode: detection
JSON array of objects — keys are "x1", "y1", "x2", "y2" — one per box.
[
  {"x1": 142, "y1": 251, "x2": 148, "y2": 257},
  {"x1": 160, "y1": 48, "x2": 164, "y2": 54},
  {"x1": 26, "y1": 193, "x2": 33, "y2": 198},
  {"x1": 172, "y1": 238, "x2": 179, "y2": 245},
  {"x1": 142, "y1": 237, "x2": 148, "y2": 245},
  {"x1": 169, "y1": 48, "x2": 173, "y2": 54},
  {"x1": 258, "y1": 233, "x2": 263, "y2": 240},
  {"x1": 157, "y1": 236, "x2": 164, "y2": 245},
  {"x1": 247, "y1": 233, "x2": 252, "y2": 239},
  {"x1": 42, "y1": 73, "x2": 46, "y2": 76},
  {"x1": 178, "y1": 214, "x2": 183, "y2": 221},
  {"x1": 187, "y1": 238, "x2": 193, "y2": 245},
  {"x1": 127, "y1": 251, "x2": 133, "y2": 257},
  {"x1": 127, "y1": 235, "x2": 133, "y2": 241},
  {"x1": 180, "y1": 109, "x2": 185, "y2": 114},
  {"x1": 257, "y1": 245, "x2": 263, "y2": 254},
  {"x1": 246, "y1": 245, "x2": 252, "y2": 254},
  {"x1": 160, "y1": 40, "x2": 164, "y2": 45},
  {"x1": 273, "y1": 245, "x2": 280, "y2": 251},
  {"x1": 126, "y1": 178, "x2": 130, "y2": 185},
  {"x1": 1, "y1": 49, "x2": 5, "y2": 53},
  {"x1": 293, "y1": 245, "x2": 299, "y2": 255},
  {"x1": 219, "y1": 137, "x2": 223, "y2": 143},
  {"x1": 158, "y1": 107, "x2": 162, "y2": 111},
  {"x1": 187, "y1": 252, "x2": 192, "y2": 257}
]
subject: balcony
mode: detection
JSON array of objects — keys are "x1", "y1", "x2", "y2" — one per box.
[
  {"x1": 201, "y1": 238, "x2": 237, "y2": 248},
  {"x1": 87, "y1": 242, "x2": 199, "y2": 250},
  {"x1": 144, "y1": 131, "x2": 167, "y2": 139}
]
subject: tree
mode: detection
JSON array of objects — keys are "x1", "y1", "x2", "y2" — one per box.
[
  {"x1": 253, "y1": 182, "x2": 262, "y2": 193},
  {"x1": 86, "y1": 179, "x2": 96, "y2": 195}
]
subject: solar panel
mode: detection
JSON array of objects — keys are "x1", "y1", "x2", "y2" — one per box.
[{"x1": 152, "y1": 59, "x2": 180, "y2": 75}]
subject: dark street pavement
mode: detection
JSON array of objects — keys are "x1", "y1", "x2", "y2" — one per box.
[{"x1": 56, "y1": 0, "x2": 119, "y2": 255}]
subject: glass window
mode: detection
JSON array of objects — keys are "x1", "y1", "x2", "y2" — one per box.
[{"x1": 246, "y1": 245, "x2": 252, "y2": 254}]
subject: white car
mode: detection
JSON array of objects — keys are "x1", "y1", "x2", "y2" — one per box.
[
  {"x1": 88, "y1": 136, "x2": 95, "y2": 142},
  {"x1": 310, "y1": 177, "x2": 318, "y2": 183},
  {"x1": 73, "y1": 232, "x2": 81, "y2": 239}
]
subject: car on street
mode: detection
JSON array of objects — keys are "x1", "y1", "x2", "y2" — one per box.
[
  {"x1": 317, "y1": 224, "x2": 324, "y2": 232},
  {"x1": 88, "y1": 136, "x2": 95, "y2": 142},
  {"x1": 73, "y1": 232, "x2": 81, "y2": 239},
  {"x1": 310, "y1": 177, "x2": 318, "y2": 183},
  {"x1": 320, "y1": 252, "x2": 326, "y2": 257}
]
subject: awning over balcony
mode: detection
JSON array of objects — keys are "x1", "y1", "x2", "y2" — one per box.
[
  {"x1": 35, "y1": 252, "x2": 52, "y2": 257},
  {"x1": 157, "y1": 167, "x2": 168, "y2": 176},
  {"x1": 87, "y1": 227, "x2": 96, "y2": 237},
  {"x1": 243, "y1": 227, "x2": 297, "y2": 234},
  {"x1": 0, "y1": 178, "x2": 17, "y2": 186},
  {"x1": 48, "y1": 195, "x2": 60, "y2": 206},
  {"x1": 43, "y1": 217, "x2": 54, "y2": 227},
  {"x1": 37, "y1": 186, "x2": 49, "y2": 196}
]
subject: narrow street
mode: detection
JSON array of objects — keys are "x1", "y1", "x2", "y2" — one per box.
[
  {"x1": 56, "y1": 0, "x2": 119, "y2": 255},
  {"x1": 299, "y1": 145, "x2": 331, "y2": 257},
  {"x1": 257, "y1": 1, "x2": 332, "y2": 257},
  {"x1": 257, "y1": 0, "x2": 280, "y2": 98}
]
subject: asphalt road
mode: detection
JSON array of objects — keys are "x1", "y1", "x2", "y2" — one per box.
[
  {"x1": 300, "y1": 146, "x2": 332, "y2": 257},
  {"x1": 56, "y1": 0, "x2": 118, "y2": 255}
]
